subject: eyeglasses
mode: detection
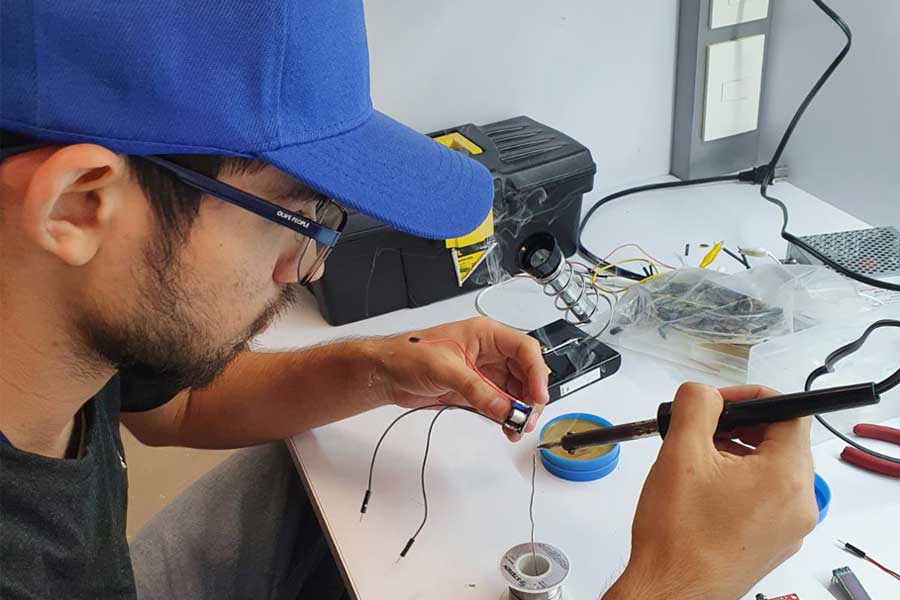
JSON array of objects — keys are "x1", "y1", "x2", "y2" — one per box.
[
  {"x1": 0, "y1": 140, "x2": 347, "y2": 285},
  {"x1": 140, "y1": 156, "x2": 347, "y2": 285}
]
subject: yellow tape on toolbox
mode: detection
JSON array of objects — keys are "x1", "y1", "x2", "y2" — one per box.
[{"x1": 432, "y1": 131, "x2": 483, "y2": 155}]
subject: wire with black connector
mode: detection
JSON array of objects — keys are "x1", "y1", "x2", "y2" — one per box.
[
  {"x1": 836, "y1": 539, "x2": 900, "y2": 581},
  {"x1": 361, "y1": 401, "x2": 490, "y2": 559},
  {"x1": 361, "y1": 336, "x2": 536, "y2": 560},
  {"x1": 739, "y1": 164, "x2": 790, "y2": 185}
]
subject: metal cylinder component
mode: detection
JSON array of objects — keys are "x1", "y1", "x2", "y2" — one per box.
[
  {"x1": 500, "y1": 542, "x2": 570, "y2": 600},
  {"x1": 502, "y1": 401, "x2": 533, "y2": 434},
  {"x1": 516, "y1": 232, "x2": 600, "y2": 325}
]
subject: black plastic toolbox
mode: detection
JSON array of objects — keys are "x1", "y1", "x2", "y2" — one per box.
[{"x1": 309, "y1": 115, "x2": 596, "y2": 325}]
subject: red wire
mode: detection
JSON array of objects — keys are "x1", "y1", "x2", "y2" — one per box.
[
  {"x1": 412, "y1": 337, "x2": 521, "y2": 403},
  {"x1": 601, "y1": 242, "x2": 676, "y2": 270},
  {"x1": 865, "y1": 556, "x2": 900, "y2": 581}
]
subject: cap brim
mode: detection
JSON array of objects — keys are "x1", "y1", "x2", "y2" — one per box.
[{"x1": 259, "y1": 111, "x2": 493, "y2": 240}]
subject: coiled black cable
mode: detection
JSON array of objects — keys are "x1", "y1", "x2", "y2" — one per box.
[{"x1": 806, "y1": 319, "x2": 900, "y2": 465}]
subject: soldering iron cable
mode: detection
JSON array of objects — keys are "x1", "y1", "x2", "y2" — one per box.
[
  {"x1": 806, "y1": 319, "x2": 900, "y2": 465},
  {"x1": 759, "y1": 0, "x2": 900, "y2": 292}
]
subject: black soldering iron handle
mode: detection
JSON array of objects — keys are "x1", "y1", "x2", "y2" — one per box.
[{"x1": 656, "y1": 382, "x2": 880, "y2": 438}]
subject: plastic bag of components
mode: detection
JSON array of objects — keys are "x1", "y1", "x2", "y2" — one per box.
[{"x1": 603, "y1": 264, "x2": 871, "y2": 381}]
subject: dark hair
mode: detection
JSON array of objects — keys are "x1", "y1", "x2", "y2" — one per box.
[
  {"x1": 1, "y1": 128, "x2": 267, "y2": 239},
  {"x1": 125, "y1": 154, "x2": 267, "y2": 240}
]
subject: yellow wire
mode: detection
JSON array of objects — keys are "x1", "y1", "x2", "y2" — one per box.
[
  {"x1": 590, "y1": 258, "x2": 665, "y2": 294},
  {"x1": 607, "y1": 271, "x2": 663, "y2": 294},
  {"x1": 601, "y1": 243, "x2": 677, "y2": 270},
  {"x1": 592, "y1": 257, "x2": 657, "y2": 275}
]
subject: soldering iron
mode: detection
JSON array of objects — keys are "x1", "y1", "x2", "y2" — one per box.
[
  {"x1": 542, "y1": 318, "x2": 900, "y2": 454},
  {"x1": 539, "y1": 383, "x2": 882, "y2": 453}
]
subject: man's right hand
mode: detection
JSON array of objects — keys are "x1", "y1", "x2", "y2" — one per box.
[{"x1": 604, "y1": 383, "x2": 819, "y2": 600}]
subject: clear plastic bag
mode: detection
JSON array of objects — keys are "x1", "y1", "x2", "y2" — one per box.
[{"x1": 603, "y1": 264, "x2": 872, "y2": 381}]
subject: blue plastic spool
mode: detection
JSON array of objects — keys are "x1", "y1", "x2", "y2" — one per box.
[
  {"x1": 539, "y1": 413, "x2": 620, "y2": 482},
  {"x1": 814, "y1": 472, "x2": 831, "y2": 524}
]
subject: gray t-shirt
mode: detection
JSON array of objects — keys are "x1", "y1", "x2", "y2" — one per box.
[{"x1": 0, "y1": 373, "x2": 177, "y2": 599}]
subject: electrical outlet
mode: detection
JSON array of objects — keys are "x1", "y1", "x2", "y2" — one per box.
[
  {"x1": 710, "y1": 0, "x2": 769, "y2": 29},
  {"x1": 703, "y1": 34, "x2": 765, "y2": 142}
]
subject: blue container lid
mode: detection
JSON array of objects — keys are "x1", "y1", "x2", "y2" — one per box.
[
  {"x1": 539, "y1": 413, "x2": 620, "y2": 482},
  {"x1": 814, "y1": 472, "x2": 831, "y2": 525}
]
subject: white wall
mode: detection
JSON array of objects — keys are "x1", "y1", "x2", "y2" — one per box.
[
  {"x1": 363, "y1": 0, "x2": 679, "y2": 192},
  {"x1": 760, "y1": 0, "x2": 900, "y2": 227}
]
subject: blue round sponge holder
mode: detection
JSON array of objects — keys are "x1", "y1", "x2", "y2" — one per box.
[
  {"x1": 538, "y1": 412, "x2": 832, "y2": 525},
  {"x1": 539, "y1": 413, "x2": 621, "y2": 482},
  {"x1": 814, "y1": 472, "x2": 831, "y2": 524}
]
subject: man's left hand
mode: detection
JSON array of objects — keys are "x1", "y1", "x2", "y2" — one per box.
[{"x1": 367, "y1": 317, "x2": 550, "y2": 441}]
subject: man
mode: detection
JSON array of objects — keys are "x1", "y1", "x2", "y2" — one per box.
[{"x1": 0, "y1": 2, "x2": 818, "y2": 599}]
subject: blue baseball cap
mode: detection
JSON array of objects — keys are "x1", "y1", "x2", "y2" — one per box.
[{"x1": 0, "y1": 1, "x2": 493, "y2": 240}]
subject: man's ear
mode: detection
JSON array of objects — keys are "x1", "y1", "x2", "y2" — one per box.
[{"x1": 21, "y1": 144, "x2": 129, "y2": 266}]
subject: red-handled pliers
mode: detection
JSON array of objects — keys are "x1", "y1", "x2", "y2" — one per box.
[{"x1": 840, "y1": 424, "x2": 900, "y2": 478}]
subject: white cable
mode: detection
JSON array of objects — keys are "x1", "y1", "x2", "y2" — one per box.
[
  {"x1": 473, "y1": 276, "x2": 532, "y2": 332},
  {"x1": 857, "y1": 292, "x2": 885, "y2": 307},
  {"x1": 473, "y1": 272, "x2": 616, "y2": 334},
  {"x1": 738, "y1": 246, "x2": 782, "y2": 264}
]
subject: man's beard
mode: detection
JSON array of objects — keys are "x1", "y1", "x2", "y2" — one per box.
[{"x1": 79, "y1": 234, "x2": 299, "y2": 391}]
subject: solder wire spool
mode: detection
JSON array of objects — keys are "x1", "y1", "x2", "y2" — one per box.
[
  {"x1": 500, "y1": 542, "x2": 570, "y2": 600},
  {"x1": 539, "y1": 413, "x2": 620, "y2": 482}
]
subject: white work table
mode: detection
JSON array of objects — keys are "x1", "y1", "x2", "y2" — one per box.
[{"x1": 256, "y1": 181, "x2": 900, "y2": 599}]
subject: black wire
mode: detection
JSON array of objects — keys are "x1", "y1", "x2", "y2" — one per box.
[
  {"x1": 359, "y1": 404, "x2": 486, "y2": 506},
  {"x1": 804, "y1": 319, "x2": 900, "y2": 396},
  {"x1": 805, "y1": 319, "x2": 900, "y2": 465},
  {"x1": 361, "y1": 402, "x2": 496, "y2": 558},
  {"x1": 407, "y1": 407, "x2": 451, "y2": 547},
  {"x1": 578, "y1": 174, "x2": 740, "y2": 279},
  {"x1": 877, "y1": 363, "x2": 900, "y2": 397},
  {"x1": 760, "y1": 0, "x2": 900, "y2": 293},
  {"x1": 722, "y1": 246, "x2": 752, "y2": 269},
  {"x1": 763, "y1": 0, "x2": 850, "y2": 186}
]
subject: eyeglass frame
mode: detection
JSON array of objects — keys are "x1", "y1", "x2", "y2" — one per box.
[
  {"x1": 0, "y1": 140, "x2": 347, "y2": 251},
  {"x1": 139, "y1": 155, "x2": 346, "y2": 248}
]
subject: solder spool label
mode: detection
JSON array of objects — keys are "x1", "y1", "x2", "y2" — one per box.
[{"x1": 500, "y1": 542, "x2": 570, "y2": 594}]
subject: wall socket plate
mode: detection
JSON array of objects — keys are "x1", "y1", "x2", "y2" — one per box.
[
  {"x1": 703, "y1": 34, "x2": 766, "y2": 141},
  {"x1": 710, "y1": 0, "x2": 770, "y2": 29},
  {"x1": 671, "y1": 0, "x2": 772, "y2": 180}
]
